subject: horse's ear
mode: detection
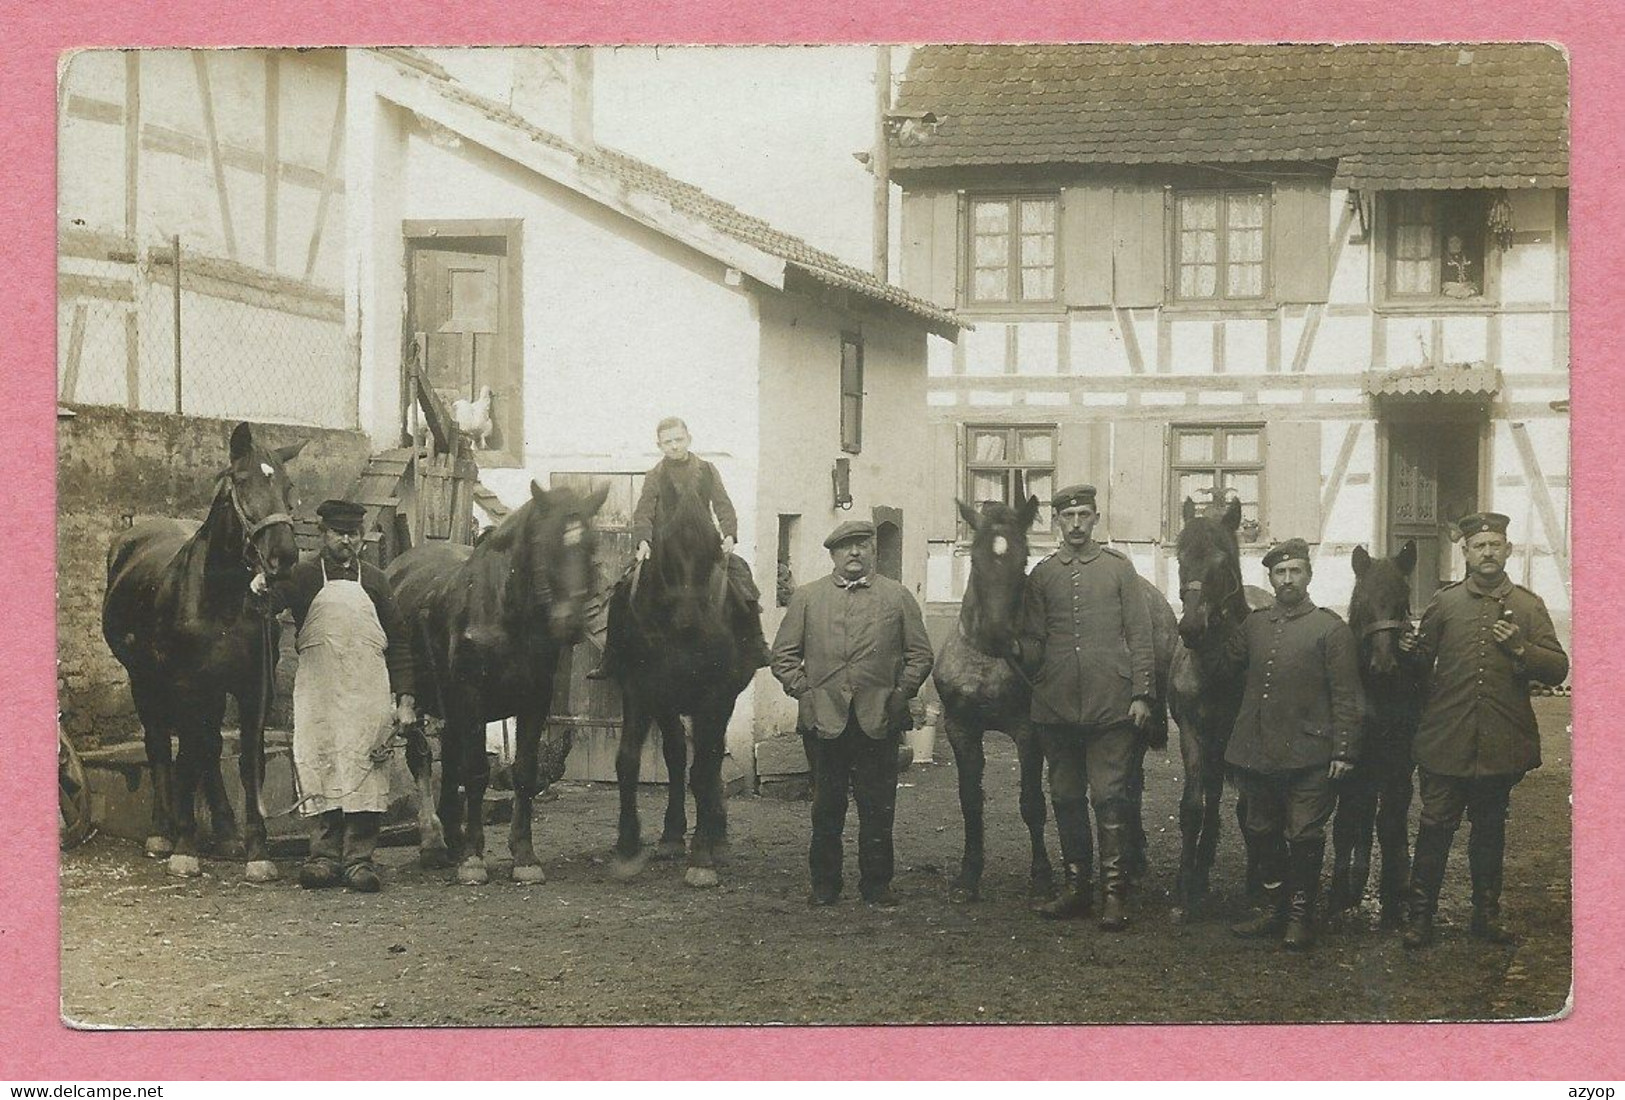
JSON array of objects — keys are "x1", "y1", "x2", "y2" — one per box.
[
  {"x1": 1181, "y1": 497, "x2": 1197, "y2": 524},
  {"x1": 1221, "y1": 497, "x2": 1243, "y2": 532},
  {"x1": 585, "y1": 481, "x2": 611, "y2": 517},
  {"x1": 229, "y1": 422, "x2": 253, "y2": 462},
  {"x1": 1351, "y1": 545, "x2": 1372, "y2": 577},
  {"x1": 530, "y1": 479, "x2": 549, "y2": 507},
  {"x1": 1019, "y1": 494, "x2": 1041, "y2": 531},
  {"x1": 273, "y1": 439, "x2": 309, "y2": 465},
  {"x1": 955, "y1": 499, "x2": 981, "y2": 532},
  {"x1": 1396, "y1": 539, "x2": 1418, "y2": 576}
]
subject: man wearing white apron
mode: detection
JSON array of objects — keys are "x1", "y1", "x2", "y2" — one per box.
[{"x1": 253, "y1": 499, "x2": 416, "y2": 891}]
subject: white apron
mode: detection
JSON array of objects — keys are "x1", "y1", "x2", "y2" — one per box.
[{"x1": 292, "y1": 560, "x2": 394, "y2": 816}]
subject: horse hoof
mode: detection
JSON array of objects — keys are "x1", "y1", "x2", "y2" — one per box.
[
  {"x1": 611, "y1": 852, "x2": 648, "y2": 881},
  {"x1": 655, "y1": 838, "x2": 686, "y2": 860},
  {"x1": 167, "y1": 854, "x2": 201, "y2": 878},
  {"x1": 684, "y1": 867, "x2": 720, "y2": 889},
  {"x1": 419, "y1": 847, "x2": 453, "y2": 870},
  {"x1": 144, "y1": 836, "x2": 173, "y2": 859},
  {"x1": 455, "y1": 858, "x2": 489, "y2": 886},
  {"x1": 511, "y1": 864, "x2": 546, "y2": 885},
  {"x1": 245, "y1": 860, "x2": 279, "y2": 883}
]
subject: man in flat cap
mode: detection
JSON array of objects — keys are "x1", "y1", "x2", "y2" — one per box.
[
  {"x1": 771, "y1": 518, "x2": 934, "y2": 908},
  {"x1": 250, "y1": 499, "x2": 416, "y2": 892},
  {"x1": 1397, "y1": 512, "x2": 1568, "y2": 948},
  {"x1": 1223, "y1": 537, "x2": 1363, "y2": 950},
  {"x1": 1012, "y1": 484, "x2": 1155, "y2": 931}
]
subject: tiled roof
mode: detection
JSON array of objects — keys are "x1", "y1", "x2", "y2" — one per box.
[
  {"x1": 891, "y1": 44, "x2": 1568, "y2": 189},
  {"x1": 1363, "y1": 364, "x2": 1503, "y2": 398},
  {"x1": 373, "y1": 50, "x2": 963, "y2": 335}
]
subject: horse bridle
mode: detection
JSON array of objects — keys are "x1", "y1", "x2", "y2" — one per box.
[
  {"x1": 218, "y1": 474, "x2": 294, "y2": 573},
  {"x1": 1361, "y1": 618, "x2": 1411, "y2": 640}
]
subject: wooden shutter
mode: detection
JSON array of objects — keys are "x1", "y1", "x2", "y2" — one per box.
[
  {"x1": 1062, "y1": 185, "x2": 1113, "y2": 307},
  {"x1": 928, "y1": 420, "x2": 962, "y2": 541},
  {"x1": 1058, "y1": 419, "x2": 1111, "y2": 519},
  {"x1": 1110, "y1": 419, "x2": 1165, "y2": 542},
  {"x1": 900, "y1": 190, "x2": 960, "y2": 309},
  {"x1": 1112, "y1": 185, "x2": 1167, "y2": 308},
  {"x1": 1272, "y1": 180, "x2": 1332, "y2": 304},
  {"x1": 1265, "y1": 420, "x2": 1323, "y2": 542}
]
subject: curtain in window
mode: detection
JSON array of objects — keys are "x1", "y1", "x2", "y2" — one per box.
[
  {"x1": 1225, "y1": 193, "x2": 1266, "y2": 298},
  {"x1": 1178, "y1": 194, "x2": 1220, "y2": 299}
]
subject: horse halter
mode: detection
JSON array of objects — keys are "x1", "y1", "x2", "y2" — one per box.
[
  {"x1": 1361, "y1": 618, "x2": 1411, "y2": 640},
  {"x1": 218, "y1": 473, "x2": 294, "y2": 572}
]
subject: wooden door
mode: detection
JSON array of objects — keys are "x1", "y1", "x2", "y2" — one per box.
[{"x1": 1388, "y1": 419, "x2": 1479, "y2": 611}]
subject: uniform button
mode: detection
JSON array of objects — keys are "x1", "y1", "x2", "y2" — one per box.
[{"x1": 1262, "y1": 693, "x2": 1270, "y2": 699}]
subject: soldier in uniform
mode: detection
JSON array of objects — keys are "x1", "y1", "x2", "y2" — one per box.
[
  {"x1": 1224, "y1": 538, "x2": 1363, "y2": 950},
  {"x1": 1397, "y1": 512, "x2": 1568, "y2": 948},
  {"x1": 1013, "y1": 484, "x2": 1155, "y2": 931}
]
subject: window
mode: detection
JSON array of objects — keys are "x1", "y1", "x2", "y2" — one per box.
[
  {"x1": 839, "y1": 333, "x2": 863, "y2": 454},
  {"x1": 1169, "y1": 424, "x2": 1265, "y2": 543},
  {"x1": 964, "y1": 425, "x2": 1057, "y2": 533},
  {"x1": 1385, "y1": 191, "x2": 1489, "y2": 300},
  {"x1": 1174, "y1": 190, "x2": 1268, "y2": 301},
  {"x1": 967, "y1": 196, "x2": 1058, "y2": 304},
  {"x1": 776, "y1": 514, "x2": 799, "y2": 607}
]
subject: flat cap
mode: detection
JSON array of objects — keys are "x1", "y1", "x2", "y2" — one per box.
[
  {"x1": 1262, "y1": 537, "x2": 1312, "y2": 570},
  {"x1": 316, "y1": 498, "x2": 367, "y2": 532},
  {"x1": 823, "y1": 519, "x2": 876, "y2": 549},
  {"x1": 1457, "y1": 512, "x2": 1511, "y2": 539},
  {"x1": 1051, "y1": 484, "x2": 1097, "y2": 511}
]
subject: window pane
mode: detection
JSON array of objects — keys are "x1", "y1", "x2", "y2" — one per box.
[
  {"x1": 970, "y1": 431, "x2": 1007, "y2": 463},
  {"x1": 973, "y1": 201, "x2": 1011, "y2": 234},
  {"x1": 1224, "y1": 430, "x2": 1260, "y2": 464},
  {"x1": 1180, "y1": 264, "x2": 1218, "y2": 298},
  {"x1": 973, "y1": 234, "x2": 1008, "y2": 267},
  {"x1": 1020, "y1": 200, "x2": 1056, "y2": 232},
  {"x1": 1018, "y1": 431, "x2": 1054, "y2": 464},
  {"x1": 970, "y1": 470, "x2": 1007, "y2": 506},
  {"x1": 1021, "y1": 266, "x2": 1055, "y2": 300},
  {"x1": 1176, "y1": 470, "x2": 1217, "y2": 510},
  {"x1": 1228, "y1": 226, "x2": 1263, "y2": 264},
  {"x1": 1227, "y1": 192, "x2": 1265, "y2": 229},
  {"x1": 1223, "y1": 471, "x2": 1259, "y2": 506},
  {"x1": 973, "y1": 267, "x2": 1010, "y2": 301},
  {"x1": 1023, "y1": 469, "x2": 1053, "y2": 506},
  {"x1": 1180, "y1": 194, "x2": 1219, "y2": 229},
  {"x1": 1021, "y1": 233, "x2": 1055, "y2": 267},
  {"x1": 1176, "y1": 432, "x2": 1215, "y2": 464},
  {"x1": 1227, "y1": 262, "x2": 1263, "y2": 298}
]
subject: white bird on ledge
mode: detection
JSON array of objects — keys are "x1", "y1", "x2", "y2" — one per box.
[{"x1": 453, "y1": 385, "x2": 494, "y2": 450}]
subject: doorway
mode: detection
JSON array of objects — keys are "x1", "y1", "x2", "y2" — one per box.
[
  {"x1": 1385, "y1": 415, "x2": 1483, "y2": 611},
  {"x1": 873, "y1": 506, "x2": 903, "y2": 582}
]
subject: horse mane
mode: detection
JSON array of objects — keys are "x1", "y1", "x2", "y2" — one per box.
[{"x1": 652, "y1": 481, "x2": 721, "y2": 569}]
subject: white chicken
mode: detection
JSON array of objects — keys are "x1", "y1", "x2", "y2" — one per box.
[{"x1": 452, "y1": 385, "x2": 494, "y2": 450}]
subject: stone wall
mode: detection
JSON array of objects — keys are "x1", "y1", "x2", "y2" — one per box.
[{"x1": 57, "y1": 405, "x2": 375, "y2": 748}]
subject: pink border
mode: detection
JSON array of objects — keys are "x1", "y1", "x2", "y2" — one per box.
[{"x1": 5, "y1": 0, "x2": 1620, "y2": 1080}]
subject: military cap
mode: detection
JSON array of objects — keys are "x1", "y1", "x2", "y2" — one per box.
[
  {"x1": 1457, "y1": 512, "x2": 1511, "y2": 539},
  {"x1": 823, "y1": 519, "x2": 876, "y2": 549},
  {"x1": 1051, "y1": 484, "x2": 1097, "y2": 511},
  {"x1": 1262, "y1": 537, "x2": 1313, "y2": 570},
  {"x1": 316, "y1": 499, "x2": 367, "y2": 533}
]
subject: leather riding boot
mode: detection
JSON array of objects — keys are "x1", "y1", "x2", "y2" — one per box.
[
  {"x1": 1403, "y1": 824, "x2": 1454, "y2": 949},
  {"x1": 1282, "y1": 840, "x2": 1325, "y2": 951},
  {"x1": 1035, "y1": 799, "x2": 1093, "y2": 918},
  {"x1": 1034, "y1": 862, "x2": 1092, "y2": 919},
  {"x1": 342, "y1": 811, "x2": 383, "y2": 893},
  {"x1": 1231, "y1": 834, "x2": 1289, "y2": 937},
  {"x1": 1098, "y1": 824, "x2": 1130, "y2": 932},
  {"x1": 1468, "y1": 819, "x2": 1517, "y2": 944},
  {"x1": 1325, "y1": 851, "x2": 1353, "y2": 915}
]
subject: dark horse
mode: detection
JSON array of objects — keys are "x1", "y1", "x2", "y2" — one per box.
[
  {"x1": 1168, "y1": 497, "x2": 1271, "y2": 919},
  {"x1": 387, "y1": 480, "x2": 609, "y2": 885},
  {"x1": 934, "y1": 497, "x2": 1179, "y2": 904},
  {"x1": 1328, "y1": 541, "x2": 1422, "y2": 928},
  {"x1": 608, "y1": 482, "x2": 756, "y2": 888},
  {"x1": 102, "y1": 422, "x2": 306, "y2": 879}
]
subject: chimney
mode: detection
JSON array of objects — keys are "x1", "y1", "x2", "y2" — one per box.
[{"x1": 510, "y1": 47, "x2": 594, "y2": 147}]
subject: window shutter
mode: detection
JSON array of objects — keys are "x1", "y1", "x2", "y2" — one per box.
[
  {"x1": 901, "y1": 190, "x2": 961, "y2": 309},
  {"x1": 1272, "y1": 180, "x2": 1332, "y2": 304},
  {"x1": 929, "y1": 420, "x2": 962, "y2": 541},
  {"x1": 1062, "y1": 185, "x2": 1113, "y2": 307},
  {"x1": 1112, "y1": 185, "x2": 1167, "y2": 308},
  {"x1": 1110, "y1": 419, "x2": 1165, "y2": 542},
  {"x1": 1057, "y1": 419, "x2": 1111, "y2": 521},
  {"x1": 1264, "y1": 420, "x2": 1323, "y2": 543}
]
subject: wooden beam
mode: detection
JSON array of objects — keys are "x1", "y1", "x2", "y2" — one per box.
[
  {"x1": 304, "y1": 64, "x2": 347, "y2": 283},
  {"x1": 61, "y1": 303, "x2": 88, "y2": 403},
  {"x1": 1113, "y1": 306, "x2": 1145, "y2": 374},
  {"x1": 124, "y1": 308, "x2": 140, "y2": 409},
  {"x1": 1508, "y1": 421, "x2": 1570, "y2": 594},
  {"x1": 1289, "y1": 303, "x2": 1324, "y2": 372},
  {"x1": 191, "y1": 53, "x2": 238, "y2": 260},
  {"x1": 123, "y1": 53, "x2": 140, "y2": 243},
  {"x1": 264, "y1": 54, "x2": 280, "y2": 270},
  {"x1": 1319, "y1": 422, "x2": 1362, "y2": 535}
]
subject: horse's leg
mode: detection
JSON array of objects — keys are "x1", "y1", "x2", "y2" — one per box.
[
  {"x1": 1172, "y1": 716, "x2": 1206, "y2": 919},
  {"x1": 656, "y1": 713, "x2": 689, "y2": 859},
  {"x1": 166, "y1": 710, "x2": 205, "y2": 878},
  {"x1": 233, "y1": 678, "x2": 276, "y2": 882},
  {"x1": 943, "y1": 712, "x2": 986, "y2": 903},
  {"x1": 194, "y1": 695, "x2": 244, "y2": 860},
  {"x1": 613, "y1": 689, "x2": 653, "y2": 878},
  {"x1": 683, "y1": 701, "x2": 731, "y2": 889},
  {"x1": 1015, "y1": 721, "x2": 1054, "y2": 901},
  {"x1": 132, "y1": 677, "x2": 176, "y2": 860},
  {"x1": 1329, "y1": 764, "x2": 1376, "y2": 914},
  {"x1": 507, "y1": 704, "x2": 548, "y2": 885},
  {"x1": 407, "y1": 722, "x2": 450, "y2": 869},
  {"x1": 1376, "y1": 758, "x2": 1417, "y2": 929},
  {"x1": 457, "y1": 708, "x2": 492, "y2": 887}
]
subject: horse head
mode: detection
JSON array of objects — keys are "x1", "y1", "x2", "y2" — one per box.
[
  {"x1": 486, "y1": 480, "x2": 610, "y2": 647},
  {"x1": 1350, "y1": 540, "x2": 1416, "y2": 678},
  {"x1": 958, "y1": 495, "x2": 1038, "y2": 655},
  {"x1": 1175, "y1": 496, "x2": 1248, "y2": 649},
  {"x1": 217, "y1": 422, "x2": 305, "y2": 579},
  {"x1": 649, "y1": 481, "x2": 726, "y2": 634}
]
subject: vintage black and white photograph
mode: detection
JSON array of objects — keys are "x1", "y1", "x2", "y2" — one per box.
[{"x1": 56, "y1": 43, "x2": 1572, "y2": 1027}]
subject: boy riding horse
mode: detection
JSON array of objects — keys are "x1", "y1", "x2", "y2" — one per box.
[{"x1": 589, "y1": 417, "x2": 771, "y2": 679}]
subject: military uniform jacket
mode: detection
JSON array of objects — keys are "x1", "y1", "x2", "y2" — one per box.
[
  {"x1": 630, "y1": 456, "x2": 738, "y2": 547},
  {"x1": 770, "y1": 573, "x2": 934, "y2": 739},
  {"x1": 1014, "y1": 543, "x2": 1155, "y2": 728},
  {"x1": 1222, "y1": 598, "x2": 1364, "y2": 774},
  {"x1": 1407, "y1": 575, "x2": 1568, "y2": 778}
]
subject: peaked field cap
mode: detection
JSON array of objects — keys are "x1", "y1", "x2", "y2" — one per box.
[
  {"x1": 1051, "y1": 484, "x2": 1097, "y2": 511},
  {"x1": 1458, "y1": 512, "x2": 1511, "y2": 538},
  {"x1": 316, "y1": 499, "x2": 367, "y2": 532},
  {"x1": 1262, "y1": 537, "x2": 1312, "y2": 570},
  {"x1": 824, "y1": 519, "x2": 877, "y2": 548}
]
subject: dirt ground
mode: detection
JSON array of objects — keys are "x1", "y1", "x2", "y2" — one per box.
[{"x1": 59, "y1": 698, "x2": 1572, "y2": 1028}]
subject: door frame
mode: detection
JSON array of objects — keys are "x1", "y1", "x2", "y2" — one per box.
[
  {"x1": 1374, "y1": 399, "x2": 1493, "y2": 568},
  {"x1": 402, "y1": 218, "x2": 525, "y2": 467}
]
